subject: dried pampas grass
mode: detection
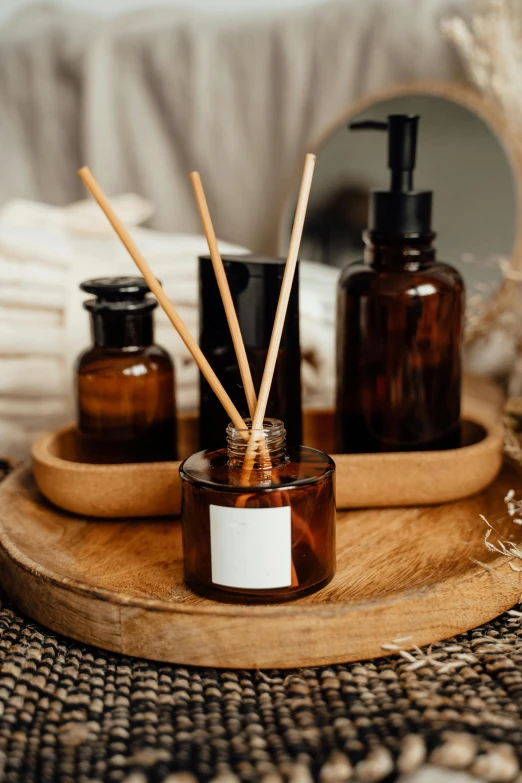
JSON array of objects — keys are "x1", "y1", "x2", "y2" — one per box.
[
  {"x1": 442, "y1": 0, "x2": 522, "y2": 137},
  {"x1": 504, "y1": 398, "x2": 522, "y2": 462},
  {"x1": 443, "y1": 1, "x2": 522, "y2": 387}
]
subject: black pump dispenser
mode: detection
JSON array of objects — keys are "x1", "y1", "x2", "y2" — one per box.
[{"x1": 349, "y1": 114, "x2": 432, "y2": 237}]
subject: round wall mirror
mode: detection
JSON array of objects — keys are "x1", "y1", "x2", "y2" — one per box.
[{"x1": 279, "y1": 85, "x2": 520, "y2": 295}]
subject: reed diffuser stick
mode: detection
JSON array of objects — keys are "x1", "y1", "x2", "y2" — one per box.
[
  {"x1": 242, "y1": 153, "x2": 316, "y2": 473},
  {"x1": 78, "y1": 166, "x2": 247, "y2": 433},
  {"x1": 190, "y1": 172, "x2": 257, "y2": 417}
]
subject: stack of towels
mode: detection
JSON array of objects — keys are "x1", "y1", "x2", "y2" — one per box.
[{"x1": 0, "y1": 196, "x2": 338, "y2": 460}]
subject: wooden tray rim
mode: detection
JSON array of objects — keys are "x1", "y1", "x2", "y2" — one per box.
[{"x1": 32, "y1": 411, "x2": 502, "y2": 475}]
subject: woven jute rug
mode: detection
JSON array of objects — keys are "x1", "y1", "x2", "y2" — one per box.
[{"x1": 1, "y1": 591, "x2": 522, "y2": 783}]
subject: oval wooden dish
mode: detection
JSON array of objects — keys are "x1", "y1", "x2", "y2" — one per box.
[
  {"x1": 0, "y1": 461, "x2": 520, "y2": 669},
  {"x1": 32, "y1": 374, "x2": 503, "y2": 518}
]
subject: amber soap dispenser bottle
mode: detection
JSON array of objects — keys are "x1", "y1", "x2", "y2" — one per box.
[{"x1": 336, "y1": 115, "x2": 464, "y2": 453}]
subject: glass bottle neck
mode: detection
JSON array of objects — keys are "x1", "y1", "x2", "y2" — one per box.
[
  {"x1": 226, "y1": 418, "x2": 287, "y2": 471},
  {"x1": 90, "y1": 312, "x2": 154, "y2": 349},
  {"x1": 364, "y1": 231, "x2": 436, "y2": 269}
]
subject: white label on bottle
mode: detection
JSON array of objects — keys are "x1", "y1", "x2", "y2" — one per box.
[{"x1": 210, "y1": 504, "x2": 292, "y2": 589}]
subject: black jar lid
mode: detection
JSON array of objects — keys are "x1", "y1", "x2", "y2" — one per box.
[{"x1": 80, "y1": 277, "x2": 158, "y2": 313}]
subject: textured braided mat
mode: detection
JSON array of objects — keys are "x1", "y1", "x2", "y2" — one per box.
[{"x1": 1, "y1": 591, "x2": 522, "y2": 783}]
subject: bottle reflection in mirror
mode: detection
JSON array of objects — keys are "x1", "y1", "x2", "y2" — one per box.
[{"x1": 300, "y1": 186, "x2": 369, "y2": 268}]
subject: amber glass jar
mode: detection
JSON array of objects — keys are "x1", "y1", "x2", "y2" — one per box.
[
  {"x1": 76, "y1": 277, "x2": 176, "y2": 463},
  {"x1": 180, "y1": 419, "x2": 335, "y2": 603},
  {"x1": 336, "y1": 233, "x2": 464, "y2": 453}
]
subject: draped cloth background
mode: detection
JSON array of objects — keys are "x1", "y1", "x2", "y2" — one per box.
[{"x1": 0, "y1": 0, "x2": 465, "y2": 251}]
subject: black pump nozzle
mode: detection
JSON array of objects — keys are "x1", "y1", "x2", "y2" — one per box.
[
  {"x1": 350, "y1": 115, "x2": 419, "y2": 192},
  {"x1": 348, "y1": 114, "x2": 431, "y2": 236}
]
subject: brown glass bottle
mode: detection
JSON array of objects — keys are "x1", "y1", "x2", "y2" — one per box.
[
  {"x1": 180, "y1": 419, "x2": 335, "y2": 603},
  {"x1": 76, "y1": 277, "x2": 177, "y2": 464},
  {"x1": 336, "y1": 232, "x2": 464, "y2": 453},
  {"x1": 336, "y1": 113, "x2": 465, "y2": 453}
]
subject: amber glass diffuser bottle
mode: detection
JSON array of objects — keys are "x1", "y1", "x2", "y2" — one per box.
[
  {"x1": 336, "y1": 115, "x2": 464, "y2": 453},
  {"x1": 76, "y1": 277, "x2": 177, "y2": 463},
  {"x1": 180, "y1": 418, "x2": 335, "y2": 603}
]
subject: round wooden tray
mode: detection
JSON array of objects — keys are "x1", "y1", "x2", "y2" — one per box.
[{"x1": 0, "y1": 464, "x2": 520, "y2": 669}]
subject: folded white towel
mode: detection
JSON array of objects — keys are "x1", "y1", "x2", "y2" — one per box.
[
  {"x1": 0, "y1": 285, "x2": 65, "y2": 309},
  {"x1": 0, "y1": 321, "x2": 64, "y2": 356},
  {"x1": 0, "y1": 420, "x2": 70, "y2": 462},
  {"x1": 0, "y1": 396, "x2": 70, "y2": 420},
  {"x1": 0, "y1": 306, "x2": 61, "y2": 327},
  {"x1": 0, "y1": 357, "x2": 67, "y2": 397}
]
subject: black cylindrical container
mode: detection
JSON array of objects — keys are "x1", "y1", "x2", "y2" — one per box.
[{"x1": 199, "y1": 255, "x2": 302, "y2": 450}]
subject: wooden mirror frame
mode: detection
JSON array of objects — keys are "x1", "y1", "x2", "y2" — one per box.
[{"x1": 278, "y1": 81, "x2": 522, "y2": 273}]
